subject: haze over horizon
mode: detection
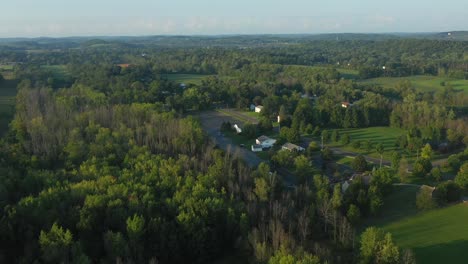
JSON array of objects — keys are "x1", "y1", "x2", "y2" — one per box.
[{"x1": 1, "y1": 0, "x2": 467, "y2": 37}]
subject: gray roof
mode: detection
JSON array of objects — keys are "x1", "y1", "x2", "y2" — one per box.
[
  {"x1": 257, "y1": 135, "x2": 272, "y2": 142},
  {"x1": 282, "y1": 142, "x2": 304, "y2": 151}
]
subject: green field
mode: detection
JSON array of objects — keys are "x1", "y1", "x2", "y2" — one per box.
[
  {"x1": 335, "y1": 156, "x2": 355, "y2": 167},
  {"x1": 163, "y1": 74, "x2": 213, "y2": 85},
  {"x1": 294, "y1": 65, "x2": 360, "y2": 79},
  {"x1": 329, "y1": 127, "x2": 406, "y2": 159},
  {"x1": 383, "y1": 203, "x2": 468, "y2": 264},
  {"x1": 360, "y1": 75, "x2": 468, "y2": 94},
  {"x1": 0, "y1": 65, "x2": 14, "y2": 70},
  {"x1": 41, "y1": 65, "x2": 70, "y2": 80},
  {"x1": 364, "y1": 185, "x2": 420, "y2": 228},
  {"x1": 362, "y1": 185, "x2": 468, "y2": 263}
]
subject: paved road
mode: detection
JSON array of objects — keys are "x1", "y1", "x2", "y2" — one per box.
[
  {"x1": 197, "y1": 110, "x2": 297, "y2": 186},
  {"x1": 197, "y1": 111, "x2": 263, "y2": 167}
]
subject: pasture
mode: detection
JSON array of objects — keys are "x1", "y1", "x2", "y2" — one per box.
[
  {"x1": 383, "y1": 203, "x2": 468, "y2": 264},
  {"x1": 163, "y1": 74, "x2": 213, "y2": 86},
  {"x1": 360, "y1": 75, "x2": 468, "y2": 94}
]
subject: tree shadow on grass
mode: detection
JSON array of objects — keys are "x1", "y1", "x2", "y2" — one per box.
[{"x1": 413, "y1": 239, "x2": 468, "y2": 264}]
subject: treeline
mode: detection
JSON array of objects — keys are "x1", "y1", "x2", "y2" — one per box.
[{"x1": 0, "y1": 83, "x2": 416, "y2": 263}]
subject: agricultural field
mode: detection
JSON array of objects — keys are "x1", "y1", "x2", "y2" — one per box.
[
  {"x1": 163, "y1": 74, "x2": 214, "y2": 86},
  {"x1": 383, "y1": 203, "x2": 468, "y2": 264},
  {"x1": 360, "y1": 75, "x2": 468, "y2": 94}
]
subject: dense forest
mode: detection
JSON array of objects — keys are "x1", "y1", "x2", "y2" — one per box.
[{"x1": 0, "y1": 35, "x2": 467, "y2": 263}]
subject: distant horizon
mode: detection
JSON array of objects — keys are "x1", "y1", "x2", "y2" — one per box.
[
  {"x1": 0, "y1": 31, "x2": 467, "y2": 40},
  {"x1": 1, "y1": 0, "x2": 467, "y2": 38}
]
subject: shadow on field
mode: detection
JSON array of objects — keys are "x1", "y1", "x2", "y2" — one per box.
[{"x1": 414, "y1": 239, "x2": 468, "y2": 264}]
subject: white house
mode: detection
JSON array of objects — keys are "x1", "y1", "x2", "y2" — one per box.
[
  {"x1": 281, "y1": 143, "x2": 305, "y2": 152},
  {"x1": 255, "y1": 105, "x2": 264, "y2": 113},
  {"x1": 251, "y1": 144, "x2": 263, "y2": 152},
  {"x1": 256, "y1": 135, "x2": 276, "y2": 148},
  {"x1": 233, "y1": 124, "x2": 242, "y2": 134}
]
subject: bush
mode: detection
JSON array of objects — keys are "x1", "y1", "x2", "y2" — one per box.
[
  {"x1": 351, "y1": 140, "x2": 361, "y2": 149},
  {"x1": 352, "y1": 155, "x2": 368, "y2": 172},
  {"x1": 321, "y1": 147, "x2": 333, "y2": 161},
  {"x1": 340, "y1": 134, "x2": 350, "y2": 145},
  {"x1": 220, "y1": 121, "x2": 232, "y2": 132},
  {"x1": 243, "y1": 123, "x2": 258, "y2": 139},
  {"x1": 435, "y1": 181, "x2": 461, "y2": 205},
  {"x1": 331, "y1": 130, "x2": 339, "y2": 142},
  {"x1": 416, "y1": 187, "x2": 437, "y2": 211}
]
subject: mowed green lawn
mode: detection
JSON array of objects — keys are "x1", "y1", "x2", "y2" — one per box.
[
  {"x1": 364, "y1": 185, "x2": 420, "y2": 228},
  {"x1": 361, "y1": 75, "x2": 468, "y2": 94},
  {"x1": 163, "y1": 74, "x2": 214, "y2": 86},
  {"x1": 383, "y1": 203, "x2": 468, "y2": 264},
  {"x1": 329, "y1": 127, "x2": 406, "y2": 159}
]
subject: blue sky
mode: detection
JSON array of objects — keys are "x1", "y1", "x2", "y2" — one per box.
[{"x1": 1, "y1": 0, "x2": 467, "y2": 37}]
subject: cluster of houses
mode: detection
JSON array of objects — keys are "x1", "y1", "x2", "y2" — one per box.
[{"x1": 251, "y1": 135, "x2": 304, "y2": 153}]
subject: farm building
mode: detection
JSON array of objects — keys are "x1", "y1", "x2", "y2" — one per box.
[
  {"x1": 251, "y1": 144, "x2": 263, "y2": 152},
  {"x1": 255, "y1": 105, "x2": 264, "y2": 113},
  {"x1": 256, "y1": 135, "x2": 276, "y2": 148},
  {"x1": 282, "y1": 143, "x2": 305, "y2": 152}
]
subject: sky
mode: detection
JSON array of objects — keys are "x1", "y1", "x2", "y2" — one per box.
[{"x1": 1, "y1": 0, "x2": 467, "y2": 37}]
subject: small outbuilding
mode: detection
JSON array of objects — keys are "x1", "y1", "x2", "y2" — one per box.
[
  {"x1": 281, "y1": 142, "x2": 305, "y2": 152},
  {"x1": 233, "y1": 124, "x2": 242, "y2": 134},
  {"x1": 255, "y1": 105, "x2": 264, "y2": 113},
  {"x1": 251, "y1": 144, "x2": 263, "y2": 152}
]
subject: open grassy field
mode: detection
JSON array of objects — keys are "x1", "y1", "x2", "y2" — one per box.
[
  {"x1": 363, "y1": 185, "x2": 420, "y2": 228},
  {"x1": 328, "y1": 127, "x2": 406, "y2": 159},
  {"x1": 0, "y1": 65, "x2": 14, "y2": 70},
  {"x1": 163, "y1": 74, "x2": 213, "y2": 86},
  {"x1": 383, "y1": 203, "x2": 468, "y2": 264},
  {"x1": 41, "y1": 65, "x2": 70, "y2": 80},
  {"x1": 360, "y1": 75, "x2": 468, "y2": 94}
]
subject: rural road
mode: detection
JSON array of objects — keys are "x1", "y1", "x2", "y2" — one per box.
[
  {"x1": 197, "y1": 110, "x2": 297, "y2": 187},
  {"x1": 197, "y1": 110, "x2": 263, "y2": 167}
]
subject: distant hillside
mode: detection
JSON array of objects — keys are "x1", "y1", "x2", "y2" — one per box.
[{"x1": 0, "y1": 31, "x2": 466, "y2": 50}]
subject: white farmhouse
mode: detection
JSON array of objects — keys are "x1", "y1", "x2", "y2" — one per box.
[{"x1": 256, "y1": 135, "x2": 276, "y2": 148}]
